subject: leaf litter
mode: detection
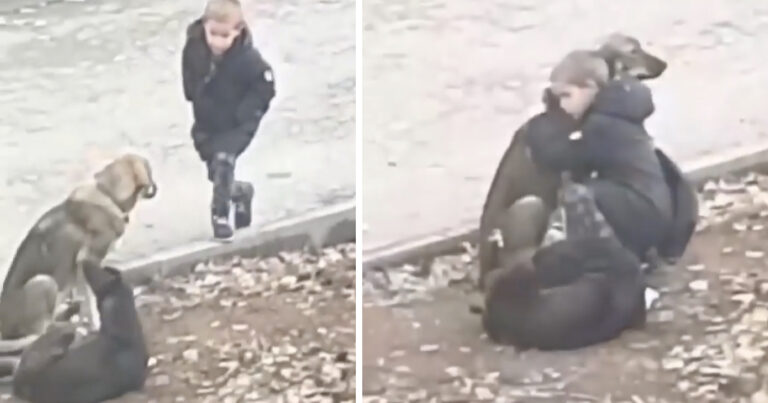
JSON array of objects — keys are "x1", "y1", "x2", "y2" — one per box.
[
  {"x1": 363, "y1": 172, "x2": 768, "y2": 402},
  {"x1": 108, "y1": 243, "x2": 356, "y2": 403}
]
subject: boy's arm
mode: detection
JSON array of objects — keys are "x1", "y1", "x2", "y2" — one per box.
[
  {"x1": 181, "y1": 40, "x2": 200, "y2": 102},
  {"x1": 219, "y1": 53, "x2": 276, "y2": 155},
  {"x1": 525, "y1": 90, "x2": 591, "y2": 173}
]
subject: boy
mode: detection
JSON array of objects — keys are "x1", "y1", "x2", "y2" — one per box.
[
  {"x1": 181, "y1": 0, "x2": 276, "y2": 239},
  {"x1": 527, "y1": 52, "x2": 674, "y2": 263}
]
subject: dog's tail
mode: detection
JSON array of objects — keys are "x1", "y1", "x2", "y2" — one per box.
[
  {"x1": 0, "y1": 334, "x2": 38, "y2": 381},
  {"x1": 0, "y1": 334, "x2": 38, "y2": 355}
]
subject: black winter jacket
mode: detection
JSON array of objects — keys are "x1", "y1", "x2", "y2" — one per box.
[
  {"x1": 182, "y1": 19, "x2": 276, "y2": 159},
  {"x1": 527, "y1": 79, "x2": 673, "y2": 222}
]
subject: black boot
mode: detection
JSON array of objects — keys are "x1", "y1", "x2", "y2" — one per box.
[
  {"x1": 212, "y1": 214, "x2": 234, "y2": 240},
  {"x1": 210, "y1": 153, "x2": 236, "y2": 240},
  {"x1": 232, "y1": 181, "x2": 254, "y2": 229}
]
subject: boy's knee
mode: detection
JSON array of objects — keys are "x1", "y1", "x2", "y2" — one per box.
[
  {"x1": 213, "y1": 152, "x2": 236, "y2": 164},
  {"x1": 209, "y1": 153, "x2": 235, "y2": 174}
]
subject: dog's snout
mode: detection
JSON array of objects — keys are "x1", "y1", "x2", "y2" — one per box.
[{"x1": 143, "y1": 183, "x2": 158, "y2": 199}]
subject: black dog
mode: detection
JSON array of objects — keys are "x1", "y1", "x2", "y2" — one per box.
[
  {"x1": 13, "y1": 264, "x2": 148, "y2": 403},
  {"x1": 482, "y1": 182, "x2": 646, "y2": 350}
]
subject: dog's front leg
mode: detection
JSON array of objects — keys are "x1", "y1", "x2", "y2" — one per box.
[
  {"x1": 75, "y1": 235, "x2": 116, "y2": 331},
  {"x1": 52, "y1": 290, "x2": 79, "y2": 322}
]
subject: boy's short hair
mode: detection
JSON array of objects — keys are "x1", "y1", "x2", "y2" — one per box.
[
  {"x1": 549, "y1": 50, "x2": 609, "y2": 88},
  {"x1": 204, "y1": 0, "x2": 244, "y2": 25}
]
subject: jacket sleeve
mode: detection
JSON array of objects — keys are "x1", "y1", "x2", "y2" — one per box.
[
  {"x1": 181, "y1": 40, "x2": 197, "y2": 102},
  {"x1": 219, "y1": 54, "x2": 277, "y2": 155},
  {"x1": 525, "y1": 108, "x2": 591, "y2": 173}
]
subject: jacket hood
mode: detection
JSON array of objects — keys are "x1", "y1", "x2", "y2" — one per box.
[{"x1": 589, "y1": 78, "x2": 655, "y2": 123}]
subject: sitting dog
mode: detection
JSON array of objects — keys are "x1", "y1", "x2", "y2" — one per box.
[
  {"x1": 0, "y1": 154, "x2": 157, "y2": 352},
  {"x1": 13, "y1": 263, "x2": 149, "y2": 403},
  {"x1": 482, "y1": 179, "x2": 646, "y2": 350}
]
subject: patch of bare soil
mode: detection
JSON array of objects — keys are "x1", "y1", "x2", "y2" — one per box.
[
  {"x1": 363, "y1": 174, "x2": 768, "y2": 403},
  {"x1": 111, "y1": 244, "x2": 355, "y2": 403}
]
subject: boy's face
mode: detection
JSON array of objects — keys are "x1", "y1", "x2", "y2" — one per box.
[
  {"x1": 204, "y1": 18, "x2": 242, "y2": 56},
  {"x1": 549, "y1": 81, "x2": 599, "y2": 120}
]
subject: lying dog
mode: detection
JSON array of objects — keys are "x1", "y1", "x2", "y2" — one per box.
[
  {"x1": 482, "y1": 180, "x2": 646, "y2": 350},
  {"x1": 13, "y1": 263, "x2": 149, "y2": 403},
  {"x1": 478, "y1": 33, "x2": 696, "y2": 287},
  {"x1": 0, "y1": 154, "x2": 156, "y2": 351}
]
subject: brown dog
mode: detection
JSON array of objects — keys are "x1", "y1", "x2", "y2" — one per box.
[
  {"x1": 478, "y1": 33, "x2": 669, "y2": 288},
  {"x1": 0, "y1": 154, "x2": 157, "y2": 352}
]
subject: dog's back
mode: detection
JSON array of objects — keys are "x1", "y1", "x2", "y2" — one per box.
[
  {"x1": 478, "y1": 123, "x2": 562, "y2": 286},
  {"x1": 0, "y1": 204, "x2": 87, "y2": 339},
  {"x1": 14, "y1": 336, "x2": 147, "y2": 403},
  {"x1": 483, "y1": 266, "x2": 611, "y2": 349},
  {"x1": 483, "y1": 237, "x2": 646, "y2": 350},
  {"x1": 13, "y1": 266, "x2": 148, "y2": 403},
  {"x1": 2, "y1": 204, "x2": 84, "y2": 294}
]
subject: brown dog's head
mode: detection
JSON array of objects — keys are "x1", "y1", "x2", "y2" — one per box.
[
  {"x1": 597, "y1": 33, "x2": 667, "y2": 80},
  {"x1": 94, "y1": 154, "x2": 157, "y2": 212}
]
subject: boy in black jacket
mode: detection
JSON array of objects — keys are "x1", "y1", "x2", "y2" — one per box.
[
  {"x1": 182, "y1": 0, "x2": 276, "y2": 239},
  {"x1": 527, "y1": 75, "x2": 673, "y2": 263}
]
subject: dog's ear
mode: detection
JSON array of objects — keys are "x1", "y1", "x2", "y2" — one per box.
[
  {"x1": 129, "y1": 155, "x2": 152, "y2": 188},
  {"x1": 128, "y1": 155, "x2": 157, "y2": 198},
  {"x1": 94, "y1": 157, "x2": 137, "y2": 203}
]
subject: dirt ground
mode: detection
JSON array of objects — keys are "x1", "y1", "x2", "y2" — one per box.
[
  {"x1": 0, "y1": 244, "x2": 356, "y2": 403},
  {"x1": 363, "y1": 175, "x2": 768, "y2": 402}
]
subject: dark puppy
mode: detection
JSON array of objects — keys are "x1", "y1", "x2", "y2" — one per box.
[
  {"x1": 478, "y1": 33, "x2": 673, "y2": 287},
  {"x1": 13, "y1": 264, "x2": 148, "y2": 403},
  {"x1": 482, "y1": 181, "x2": 646, "y2": 350}
]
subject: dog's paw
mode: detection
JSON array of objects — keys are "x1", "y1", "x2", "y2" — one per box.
[
  {"x1": 487, "y1": 228, "x2": 504, "y2": 248},
  {"x1": 55, "y1": 301, "x2": 81, "y2": 322}
]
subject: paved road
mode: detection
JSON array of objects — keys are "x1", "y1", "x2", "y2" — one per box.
[
  {"x1": 0, "y1": 0, "x2": 355, "y2": 276},
  {"x1": 362, "y1": 0, "x2": 768, "y2": 251}
]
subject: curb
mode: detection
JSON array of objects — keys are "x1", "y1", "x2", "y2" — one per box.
[
  {"x1": 115, "y1": 200, "x2": 356, "y2": 285},
  {"x1": 362, "y1": 141, "x2": 768, "y2": 271}
]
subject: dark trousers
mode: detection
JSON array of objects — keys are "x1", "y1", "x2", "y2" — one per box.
[
  {"x1": 206, "y1": 152, "x2": 253, "y2": 221},
  {"x1": 193, "y1": 123, "x2": 255, "y2": 222},
  {"x1": 586, "y1": 180, "x2": 668, "y2": 260},
  {"x1": 206, "y1": 153, "x2": 236, "y2": 218}
]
